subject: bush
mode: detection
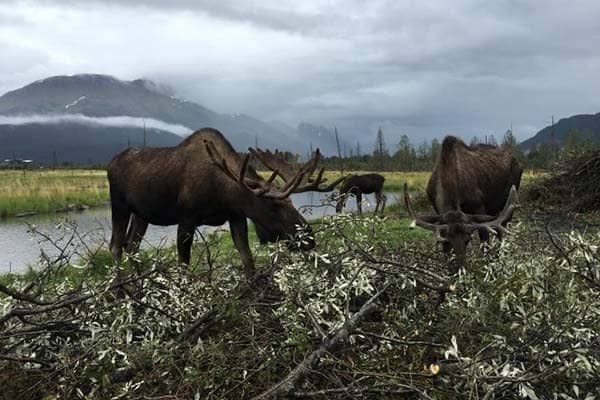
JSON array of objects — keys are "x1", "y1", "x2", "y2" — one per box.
[
  {"x1": 0, "y1": 214, "x2": 598, "y2": 399},
  {"x1": 525, "y1": 149, "x2": 600, "y2": 212}
]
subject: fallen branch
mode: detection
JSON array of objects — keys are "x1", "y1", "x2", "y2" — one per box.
[
  {"x1": 252, "y1": 282, "x2": 391, "y2": 400},
  {"x1": 0, "y1": 353, "x2": 53, "y2": 368},
  {"x1": 0, "y1": 268, "x2": 158, "y2": 325},
  {"x1": 178, "y1": 308, "x2": 219, "y2": 342},
  {"x1": 356, "y1": 329, "x2": 445, "y2": 348},
  {"x1": 0, "y1": 283, "x2": 50, "y2": 306}
]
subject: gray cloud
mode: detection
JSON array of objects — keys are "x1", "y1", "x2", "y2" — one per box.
[
  {"x1": 0, "y1": 114, "x2": 192, "y2": 136},
  {"x1": 0, "y1": 0, "x2": 599, "y2": 145}
]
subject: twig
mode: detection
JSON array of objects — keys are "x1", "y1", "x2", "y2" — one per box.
[
  {"x1": 296, "y1": 294, "x2": 327, "y2": 340},
  {"x1": 0, "y1": 283, "x2": 50, "y2": 305},
  {"x1": 252, "y1": 282, "x2": 391, "y2": 400},
  {"x1": 356, "y1": 329, "x2": 445, "y2": 348},
  {"x1": 0, "y1": 353, "x2": 53, "y2": 368}
]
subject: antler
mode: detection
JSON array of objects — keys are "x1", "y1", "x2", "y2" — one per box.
[
  {"x1": 204, "y1": 140, "x2": 307, "y2": 200},
  {"x1": 293, "y1": 167, "x2": 342, "y2": 193},
  {"x1": 250, "y1": 147, "x2": 345, "y2": 193},
  {"x1": 404, "y1": 182, "x2": 518, "y2": 240},
  {"x1": 249, "y1": 148, "x2": 302, "y2": 183},
  {"x1": 467, "y1": 185, "x2": 517, "y2": 236},
  {"x1": 403, "y1": 183, "x2": 446, "y2": 240}
]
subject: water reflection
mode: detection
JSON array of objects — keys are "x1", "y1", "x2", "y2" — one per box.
[{"x1": 0, "y1": 192, "x2": 397, "y2": 273}]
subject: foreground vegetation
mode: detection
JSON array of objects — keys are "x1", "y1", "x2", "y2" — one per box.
[{"x1": 1, "y1": 192, "x2": 599, "y2": 398}]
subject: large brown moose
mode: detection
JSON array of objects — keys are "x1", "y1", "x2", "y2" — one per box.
[
  {"x1": 107, "y1": 128, "x2": 329, "y2": 278},
  {"x1": 404, "y1": 136, "x2": 522, "y2": 270},
  {"x1": 335, "y1": 174, "x2": 386, "y2": 215}
]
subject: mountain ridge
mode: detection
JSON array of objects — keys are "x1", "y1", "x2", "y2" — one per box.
[
  {"x1": 521, "y1": 112, "x2": 600, "y2": 150},
  {"x1": 0, "y1": 74, "x2": 350, "y2": 164}
]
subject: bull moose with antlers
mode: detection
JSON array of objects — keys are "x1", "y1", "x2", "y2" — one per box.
[
  {"x1": 107, "y1": 128, "x2": 330, "y2": 278},
  {"x1": 404, "y1": 136, "x2": 522, "y2": 270}
]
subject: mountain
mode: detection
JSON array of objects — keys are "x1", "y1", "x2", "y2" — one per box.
[
  {"x1": 0, "y1": 123, "x2": 179, "y2": 165},
  {"x1": 521, "y1": 112, "x2": 600, "y2": 150},
  {"x1": 0, "y1": 74, "x2": 326, "y2": 165}
]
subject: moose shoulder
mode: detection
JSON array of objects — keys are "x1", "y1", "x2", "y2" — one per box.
[
  {"x1": 107, "y1": 128, "x2": 322, "y2": 278},
  {"x1": 404, "y1": 135, "x2": 522, "y2": 268}
]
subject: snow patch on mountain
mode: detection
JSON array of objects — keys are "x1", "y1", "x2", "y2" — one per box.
[{"x1": 65, "y1": 96, "x2": 86, "y2": 109}]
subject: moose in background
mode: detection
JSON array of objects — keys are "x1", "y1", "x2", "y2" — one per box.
[
  {"x1": 404, "y1": 135, "x2": 522, "y2": 270},
  {"x1": 249, "y1": 148, "x2": 386, "y2": 215},
  {"x1": 334, "y1": 174, "x2": 386, "y2": 215}
]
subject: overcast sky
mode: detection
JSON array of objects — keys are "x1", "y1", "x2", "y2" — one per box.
[{"x1": 1, "y1": 0, "x2": 599, "y2": 143}]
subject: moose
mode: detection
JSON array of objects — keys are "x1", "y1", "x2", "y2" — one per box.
[
  {"x1": 107, "y1": 128, "x2": 330, "y2": 278},
  {"x1": 335, "y1": 174, "x2": 386, "y2": 215},
  {"x1": 248, "y1": 148, "x2": 386, "y2": 215},
  {"x1": 404, "y1": 136, "x2": 522, "y2": 270}
]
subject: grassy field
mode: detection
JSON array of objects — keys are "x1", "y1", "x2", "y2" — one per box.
[
  {"x1": 0, "y1": 169, "x2": 109, "y2": 218},
  {"x1": 0, "y1": 169, "x2": 429, "y2": 218},
  {"x1": 0, "y1": 168, "x2": 543, "y2": 218},
  {"x1": 316, "y1": 169, "x2": 544, "y2": 192}
]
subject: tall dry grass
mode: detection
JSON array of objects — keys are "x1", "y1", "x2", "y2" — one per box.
[{"x1": 0, "y1": 169, "x2": 109, "y2": 218}]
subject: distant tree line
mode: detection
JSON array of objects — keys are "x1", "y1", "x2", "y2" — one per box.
[{"x1": 319, "y1": 127, "x2": 599, "y2": 172}]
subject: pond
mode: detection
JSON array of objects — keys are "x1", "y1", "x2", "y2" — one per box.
[{"x1": 0, "y1": 192, "x2": 399, "y2": 273}]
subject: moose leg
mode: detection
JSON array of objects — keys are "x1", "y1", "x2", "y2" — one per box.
[
  {"x1": 229, "y1": 216, "x2": 255, "y2": 279},
  {"x1": 110, "y1": 208, "x2": 130, "y2": 262},
  {"x1": 375, "y1": 191, "x2": 386, "y2": 214},
  {"x1": 177, "y1": 224, "x2": 195, "y2": 265},
  {"x1": 125, "y1": 214, "x2": 148, "y2": 254},
  {"x1": 380, "y1": 193, "x2": 387, "y2": 214},
  {"x1": 335, "y1": 192, "x2": 347, "y2": 213},
  {"x1": 356, "y1": 192, "x2": 363, "y2": 215}
]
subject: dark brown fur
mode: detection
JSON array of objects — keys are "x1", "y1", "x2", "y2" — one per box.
[
  {"x1": 427, "y1": 137, "x2": 522, "y2": 215},
  {"x1": 107, "y1": 128, "x2": 314, "y2": 277},
  {"x1": 335, "y1": 174, "x2": 386, "y2": 214},
  {"x1": 425, "y1": 136, "x2": 523, "y2": 266}
]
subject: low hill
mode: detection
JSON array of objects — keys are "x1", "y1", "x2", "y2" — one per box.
[
  {"x1": 0, "y1": 123, "x2": 180, "y2": 165},
  {"x1": 521, "y1": 112, "x2": 600, "y2": 150}
]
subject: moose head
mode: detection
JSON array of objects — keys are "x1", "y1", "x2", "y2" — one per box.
[
  {"x1": 204, "y1": 141, "x2": 335, "y2": 252},
  {"x1": 403, "y1": 183, "x2": 517, "y2": 269}
]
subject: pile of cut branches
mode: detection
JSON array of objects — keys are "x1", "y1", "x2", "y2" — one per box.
[
  {"x1": 527, "y1": 149, "x2": 600, "y2": 212},
  {"x1": 1, "y1": 213, "x2": 599, "y2": 399}
]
